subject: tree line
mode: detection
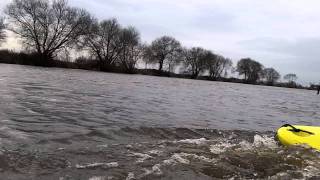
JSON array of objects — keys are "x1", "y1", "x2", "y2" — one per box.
[{"x1": 0, "y1": 0, "x2": 304, "y2": 88}]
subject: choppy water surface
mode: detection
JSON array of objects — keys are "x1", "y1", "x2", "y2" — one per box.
[{"x1": 0, "y1": 64, "x2": 319, "y2": 179}]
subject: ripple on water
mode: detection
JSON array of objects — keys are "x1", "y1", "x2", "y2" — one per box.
[
  {"x1": 0, "y1": 128, "x2": 319, "y2": 179},
  {"x1": 0, "y1": 65, "x2": 318, "y2": 179}
]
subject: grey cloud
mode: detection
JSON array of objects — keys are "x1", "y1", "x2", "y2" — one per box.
[
  {"x1": 0, "y1": 0, "x2": 319, "y2": 83},
  {"x1": 69, "y1": 0, "x2": 237, "y2": 40},
  {"x1": 240, "y1": 37, "x2": 320, "y2": 60},
  {"x1": 239, "y1": 37, "x2": 320, "y2": 83},
  {"x1": 187, "y1": 7, "x2": 236, "y2": 33}
]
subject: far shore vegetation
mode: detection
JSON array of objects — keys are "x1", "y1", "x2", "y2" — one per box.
[{"x1": 0, "y1": 0, "x2": 318, "y2": 91}]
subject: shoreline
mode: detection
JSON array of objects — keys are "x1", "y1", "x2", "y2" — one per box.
[{"x1": 0, "y1": 61, "x2": 315, "y2": 92}]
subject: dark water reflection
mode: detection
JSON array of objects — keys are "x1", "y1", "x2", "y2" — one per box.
[{"x1": 0, "y1": 64, "x2": 319, "y2": 179}]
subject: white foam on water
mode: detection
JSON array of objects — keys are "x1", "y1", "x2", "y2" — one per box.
[
  {"x1": 132, "y1": 153, "x2": 153, "y2": 163},
  {"x1": 300, "y1": 160, "x2": 320, "y2": 178},
  {"x1": 88, "y1": 176, "x2": 106, "y2": 180},
  {"x1": 137, "y1": 152, "x2": 215, "y2": 178},
  {"x1": 151, "y1": 164, "x2": 162, "y2": 175},
  {"x1": 126, "y1": 144, "x2": 133, "y2": 148},
  {"x1": 177, "y1": 138, "x2": 208, "y2": 145},
  {"x1": 268, "y1": 172, "x2": 290, "y2": 180},
  {"x1": 178, "y1": 153, "x2": 216, "y2": 163},
  {"x1": 210, "y1": 142, "x2": 234, "y2": 154},
  {"x1": 252, "y1": 135, "x2": 278, "y2": 149},
  {"x1": 126, "y1": 172, "x2": 135, "y2": 180},
  {"x1": 148, "y1": 150, "x2": 163, "y2": 155},
  {"x1": 210, "y1": 134, "x2": 278, "y2": 154},
  {"x1": 237, "y1": 140, "x2": 252, "y2": 150},
  {"x1": 97, "y1": 144, "x2": 109, "y2": 148},
  {"x1": 238, "y1": 135, "x2": 278, "y2": 151},
  {"x1": 138, "y1": 153, "x2": 192, "y2": 178},
  {"x1": 163, "y1": 153, "x2": 190, "y2": 165},
  {"x1": 76, "y1": 162, "x2": 119, "y2": 169},
  {"x1": 140, "y1": 164, "x2": 163, "y2": 178}
]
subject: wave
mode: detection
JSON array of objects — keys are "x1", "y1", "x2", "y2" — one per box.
[{"x1": 1, "y1": 127, "x2": 320, "y2": 179}]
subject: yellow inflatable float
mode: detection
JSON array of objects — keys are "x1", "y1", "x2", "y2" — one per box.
[{"x1": 277, "y1": 124, "x2": 320, "y2": 150}]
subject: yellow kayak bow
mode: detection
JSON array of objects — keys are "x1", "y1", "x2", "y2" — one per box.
[{"x1": 277, "y1": 124, "x2": 320, "y2": 150}]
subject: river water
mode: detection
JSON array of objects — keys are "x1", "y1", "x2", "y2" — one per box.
[{"x1": 0, "y1": 64, "x2": 319, "y2": 179}]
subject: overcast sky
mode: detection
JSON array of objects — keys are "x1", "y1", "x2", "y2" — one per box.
[{"x1": 1, "y1": 0, "x2": 320, "y2": 84}]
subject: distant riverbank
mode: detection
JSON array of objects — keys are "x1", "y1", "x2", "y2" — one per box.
[{"x1": 0, "y1": 49, "x2": 316, "y2": 91}]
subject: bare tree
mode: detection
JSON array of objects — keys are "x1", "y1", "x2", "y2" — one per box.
[
  {"x1": 142, "y1": 44, "x2": 153, "y2": 69},
  {"x1": 0, "y1": 18, "x2": 6, "y2": 43},
  {"x1": 261, "y1": 68, "x2": 280, "y2": 85},
  {"x1": 183, "y1": 47, "x2": 209, "y2": 78},
  {"x1": 284, "y1": 73, "x2": 298, "y2": 83},
  {"x1": 144, "y1": 36, "x2": 182, "y2": 71},
  {"x1": 237, "y1": 58, "x2": 263, "y2": 83},
  {"x1": 206, "y1": 53, "x2": 232, "y2": 80},
  {"x1": 81, "y1": 18, "x2": 122, "y2": 70},
  {"x1": 5, "y1": 0, "x2": 92, "y2": 62},
  {"x1": 118, "y1": 26, "x2": 142, "y2": 73},
  {"x1": 166, "y1": 50, "x2": 182, "y2": 73}
]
